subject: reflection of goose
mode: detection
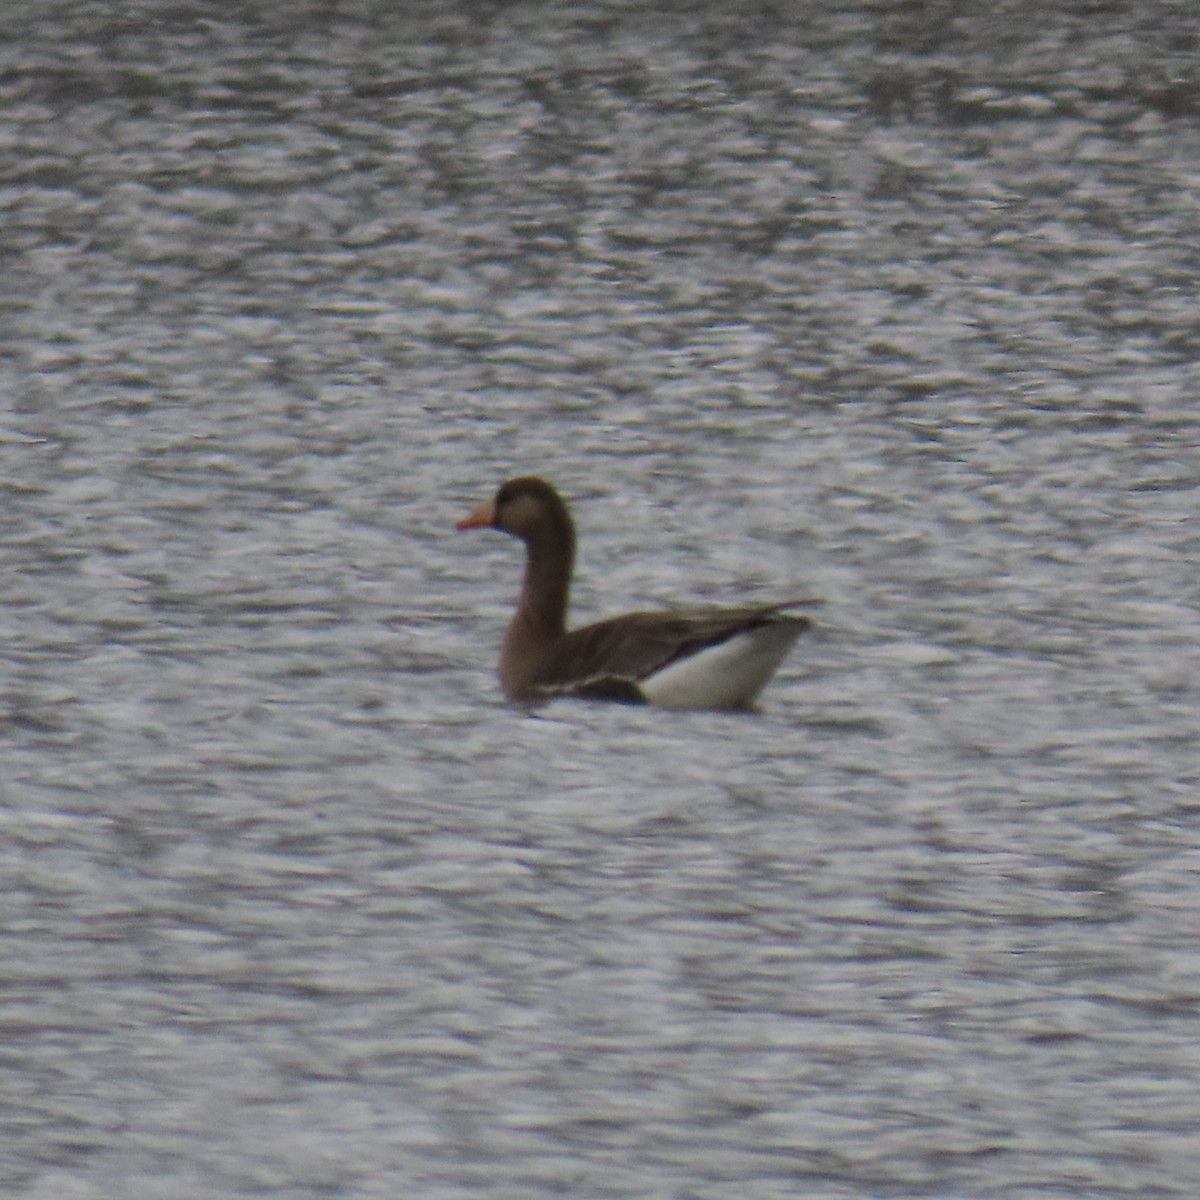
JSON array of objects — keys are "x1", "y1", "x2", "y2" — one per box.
[{"x1": 456, "y1": 477, "x2": 814, "y2": 710}]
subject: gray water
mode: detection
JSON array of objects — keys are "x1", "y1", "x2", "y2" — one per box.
[{"x1": 3, "y1": 2, "x2": 1200, "y2": 1197}]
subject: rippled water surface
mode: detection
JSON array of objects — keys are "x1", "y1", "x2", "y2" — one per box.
[{"x1": 3, "y1": 2, "x2": 1200, "y2": 1197}]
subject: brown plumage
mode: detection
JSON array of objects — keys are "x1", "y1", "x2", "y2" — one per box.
[{"x1": 456, "y1": 477, "x2": 814, "y2": 710}]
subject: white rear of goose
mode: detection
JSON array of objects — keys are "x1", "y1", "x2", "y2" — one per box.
[{"x1": 638, "y1": 619, "x2": 806, "y2": 710}]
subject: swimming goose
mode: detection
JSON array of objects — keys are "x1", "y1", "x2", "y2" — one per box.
[{"x1": 456, "y1": 477, "x2": 813, "y2": 710}]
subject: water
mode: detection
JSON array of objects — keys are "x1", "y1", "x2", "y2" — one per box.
[{"x1": 2, "y1": 1, "x2": 1199, "y2": 1196}]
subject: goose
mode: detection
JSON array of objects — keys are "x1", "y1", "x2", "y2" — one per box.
[{"x1": 456, "y1": 477, "x2": 813, "y2": 710}]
